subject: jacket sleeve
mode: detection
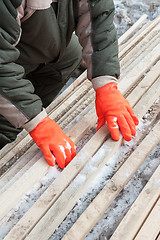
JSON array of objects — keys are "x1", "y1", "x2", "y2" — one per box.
[
  {"x1": 75, "y1": 0, "x2": 120, "y2": 81},
  {"x1": 0, "y1": 1, "x2": 43, "y2": 129}
]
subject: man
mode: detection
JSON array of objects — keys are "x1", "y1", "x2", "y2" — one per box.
[{"x1": 0, "y1": 0, "x2": 139, "y2": 168}]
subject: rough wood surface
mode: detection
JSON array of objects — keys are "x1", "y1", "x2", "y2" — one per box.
[
  {"x1": 119, "y1": 15, "x2": 160, "y2": 60},
  {"x1": 62, "y1": 122, "x2": 160, "y2": 240},
  {"x1": 110, "y1": 167, "x2": 160, "y2": 240},
  {"x1": 134, "y1": 198, "x2": 160, "y2": 240},
  {"x1": 118, "y1": 14, "x2": 148, "y2": 45}
]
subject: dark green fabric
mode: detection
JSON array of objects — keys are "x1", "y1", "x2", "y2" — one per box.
[
  {"x1": 26, "y1": 35, "x2": 82, "y2": 108},
  {"x1": 88, "y1": 0, "x2": 120, "y2": 78},
  {"x1": 0, "y1": 1, "x2": 43, "y2": 122},
  {"x1": 16, "y1": 6, "x2": 61, "y2": 71},
  {"x1": 0, "y1": 114, "x2": 22, "y2": 149},
  {"x1": 0, "y1": 35, "x2": 82, "y2": 148},
  {"x1": 10, "y1": 0, "x2": 22, "y2": 9},
  {"x1": 0, "y1": 1, "x2": 79, "y2": 124}
]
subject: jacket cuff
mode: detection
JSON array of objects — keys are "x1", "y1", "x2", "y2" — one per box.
[
  {"x1": 23, "y1": 108, "x2": 48, "y2": 132},
  {"x1": 91, "y1": 76, "x2": 118, "y2": 90}
]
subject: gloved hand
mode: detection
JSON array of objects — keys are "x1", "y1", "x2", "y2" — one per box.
[
  {"x1": 29, "y1": 116, "x2": 76, "y2": 168},
  {"x1": 95, "y1": 82, "x2": 139, "y2": 141}
]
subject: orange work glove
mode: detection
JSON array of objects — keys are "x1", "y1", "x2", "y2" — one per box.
[
  {"x1": 95, "y1": 82, "x2": 139, "y2": 141},
  {"x1": 30, "y1": 116, "x2": 76, "y2": 168}
]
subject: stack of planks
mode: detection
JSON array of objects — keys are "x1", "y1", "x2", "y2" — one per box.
[{"x1": 0, "y1": 15, "x2": 160, "y2": 240}]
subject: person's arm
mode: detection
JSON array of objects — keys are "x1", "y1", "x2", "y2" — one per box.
[
  {"x1": 0, "y1": 1, "x2": 42, "y2": 128},
  {"x1": 75, "y1": 0, "x2": 139, "y2": 141},
  {"x1": 76, "y1": 0, "x2": 120, "y2": 81},
  {"x1": 0, "y1": 2, "x2": 76, "y2": 167}
]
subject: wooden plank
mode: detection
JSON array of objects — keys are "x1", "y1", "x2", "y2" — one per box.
[
  {"x1": 120, "y1": 27, "x2": 160, "y2": 75},
  {"x1": 110, "y1": 168, "x2": 160, "y2": 240},
  {"x1": 0, "y1": 152, "x2": 50, "y2": 221},
  {"x1": 67, "y1": 107, "x2": 97, "y2": 143},
  {"x1": 0, "y1": 130, "x2": 28, "y2": 160},
  {"x1": 127, "y1": 60, "x2": 160, "y2": 106},
  {"x1": 119, "y1": 43, "x2": 160, "y2": 94},
  {"x1": 134, "y1": 198, "x2": 160, "y2": 240},
  {"x1": 63, "y1": 101, "x2": 95, "y2": 134},
  {"x1": 62, "y1": 122, "x2": 160, "y2": 240},
  {"x1": 59, "y1": 88, "x2": 95, "y2": 130},
  {"x1": 0, "y1": 134, "x2": 32, "y2": 173},
  {"x1": 118, "y1": 14, "x2": 148, "y2": 45},
  {"x1": 133, "y1": 77, "x2": 160, "y2": 118},
  {"x1": 0, "y1": 144, "x2": 39, "y2": 193},
  {"x1": 119, "y1": 15, "x2": 160, "y2": 60},
  {"x1": 119, "y1": 19, "x2": 156, "y2": 53},
  {"x1": 119, "y1": 19, "x2": 149, "y2": 52}
]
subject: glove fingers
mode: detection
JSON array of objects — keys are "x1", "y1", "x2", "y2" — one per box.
[
  {"x1": 106, "y1": 116, "x2": 120, "y2": 141},
  {"x1": 51, "y1": 145, "x2": 66, "y2": 169},
  {"x1": 63, "y1": 138, "x2": 76, "y2": 166},
  {"x1": 97, "y1": 116, "x2": 105, "y2": 131},
  {"x1": 126, "y1": 106, "x2": 139, "y2": 125},
  {"x1": 117, "y1": 115, "x2": 132, "y2": 141},
  {"x1": 65, "y1": 148, "x2": 72, "y2": 166},
  {"x1": 67, "y1": 139, "x2": 76, "y2": 160},
  {"x1": 124, "y1": 112, "x2": 136, "y2": 136},
  {"x1": 40, "y1": 144, "x2": 55, "y2": 167},
  {"x1": 132, "y1": 115, "x2": 139, "y2": 126}
]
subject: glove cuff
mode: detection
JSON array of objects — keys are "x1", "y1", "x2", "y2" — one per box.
[
  {"x1": 95, "y1": 82, "x2": 118, "y2": 96},
  {"x1": 23, "y1": 108, "x2": 48, "y2": 132},
  {"x1": 91, "y1": 75, "x2": 118, "y2": 90}
]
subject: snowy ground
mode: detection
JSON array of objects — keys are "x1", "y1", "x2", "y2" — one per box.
[{"x1": 114, "y1": 0, "x2": 160, "y2": 37}]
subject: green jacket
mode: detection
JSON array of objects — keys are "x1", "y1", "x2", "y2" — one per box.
[{"x1": 0, "y1": 0, "x2": 120, "y2": 130}]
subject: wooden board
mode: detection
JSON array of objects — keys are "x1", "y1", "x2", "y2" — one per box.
[
  {"x1": 134, "y1": 198, "x2": 160, "y2": 240},
  {"x1": 110, "y1": 170, "x2": 160, "y2": 240}
]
